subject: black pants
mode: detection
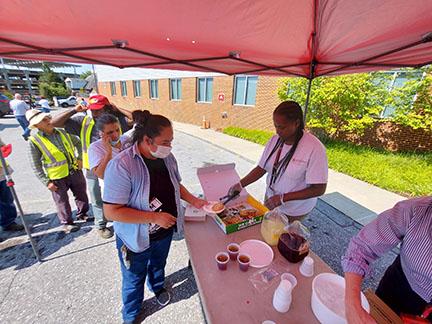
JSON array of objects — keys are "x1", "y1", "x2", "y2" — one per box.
[{"x1": 376, "y1": 255, "x2": 430, "y2": 319}]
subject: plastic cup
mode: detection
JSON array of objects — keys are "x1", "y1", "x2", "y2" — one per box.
[
  {"x1": 237, "y1": 253, "x2": 251, "y2": 272},
  {"x1": 227, "y1": 243, "x2": 240, "y2": 261},
  {"x1": 280, "y1": 272, "x2": 298, "y2": 288},
  {"x1": 299, "y1": 256, "x2": 314, "y2": 277},
  {"x1": 215, "y1": 252, "x2": 229, "y2": 271}
]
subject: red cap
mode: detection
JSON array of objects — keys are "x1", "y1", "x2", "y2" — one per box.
[{"x1": 88, "y1": 95, "x2": 110, "y2": 110}]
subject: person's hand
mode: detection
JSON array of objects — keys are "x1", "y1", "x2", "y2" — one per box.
[
  {"x1": 74, "y1": 103, "x2": 87, "y2": 113},
  {"x1": 228, "y1": 182, "x2": 242, "y2": 197},
  {"x1": 110, "y1": 103, "x2": 120, "y2": 112},
  {"x1": 153, "y1": 212, "x2": 177, "y2": 229},
  {"x1": 346, "y1": 303, "x2": 376, "y2": 324},
  {"x1": 101, "y1": 134, "x2": 113, "y2": 157},
  {"x1": 47, "y1": 182, "x2": 58, "y2": 192},
  {"x1": 191, "y1": 197, "x2": 207, "y2": 209},
  {"x1": 264, "y1": 194, "x2": 283, "y2": 210},
  {"x1": 77, "y1": 160, "x2": 83, "y2": 170}
]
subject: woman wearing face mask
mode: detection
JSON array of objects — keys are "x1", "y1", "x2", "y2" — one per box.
[
  {"x1": 103, "y1": 110, "x2": 207, "y2": 324},
  {"x1": 227, "y1": 101, "x2": 328, "y2": 223}
]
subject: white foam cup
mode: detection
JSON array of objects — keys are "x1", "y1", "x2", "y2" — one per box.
[{"x1": 299, "y1": 256, "x2": 314, "y2": 277}]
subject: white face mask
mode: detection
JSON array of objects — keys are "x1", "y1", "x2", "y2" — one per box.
[{"x1": 150, "y1": 144, "x2": 171, "y2": 159}]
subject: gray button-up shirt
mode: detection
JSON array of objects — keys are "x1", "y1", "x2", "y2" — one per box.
[{"x1": 103, "y1": 143, "x2": 184, "y2": 253}]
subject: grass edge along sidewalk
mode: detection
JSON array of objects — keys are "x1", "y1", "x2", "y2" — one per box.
[{"x1": 223, "y1": 126, "x2": 432, "y2": 197}]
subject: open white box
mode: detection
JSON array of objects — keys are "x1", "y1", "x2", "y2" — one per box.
[{"x1": 197, "y1": 163, "x2": 268, "y2": 234}]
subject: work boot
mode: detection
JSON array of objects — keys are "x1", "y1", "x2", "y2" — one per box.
[
  {"x1": 63, "y1": 223, "x2": 80, "y2": 233},
  {"x1": 3, "y1": 222, "x2": 24, "y2": 232},
  {"x1": 98, "y1": 227, "x2": 113, "y2": 239},
  {"x1": 77, "y1": 214, "x2": 94, "y2": 222}
]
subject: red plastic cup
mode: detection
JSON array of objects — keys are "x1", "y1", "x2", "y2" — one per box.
[
  {"x1": 215, "y1": 252, "x2": 229, "y2": 271},
  {"x1": 227, "y1": 243, "x2": 240, "y2": 261},
  {"x1": 237, "y1": 253, "x2": 251, "y2": 272}
]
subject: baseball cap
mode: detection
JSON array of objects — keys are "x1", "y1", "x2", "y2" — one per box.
[{"x1": 88, "y1": 95, "x2": 110, "y2": 110}]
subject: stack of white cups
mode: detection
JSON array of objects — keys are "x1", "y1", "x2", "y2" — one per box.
[
  {"x1": 299, "y1": 256, "x2": 314, "y2": 277},
  {"x1": 273, "y1": 273, "x2": 297, "y2": 313}
]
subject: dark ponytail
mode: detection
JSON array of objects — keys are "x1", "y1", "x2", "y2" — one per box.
[{"x1": 132, "y1": 110, "x2": 172, "y2": 144}]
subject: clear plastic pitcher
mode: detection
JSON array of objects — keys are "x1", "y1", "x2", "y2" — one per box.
[
  {"x1": 260, "y1": 209, "x2": 289, "y2": 246},
  {"x1": 278, "y1": 221, "x2": 311, "y2": 263}
]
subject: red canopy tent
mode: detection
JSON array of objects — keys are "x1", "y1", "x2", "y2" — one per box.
[
  {"x1": 1, "y1": 0, "x2": 432, "y2": 114},
  {"x1": 1, "y1": 0, "x2": 431, "y2": 77}
]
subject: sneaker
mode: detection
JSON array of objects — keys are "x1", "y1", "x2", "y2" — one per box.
[
  {"x1": 77, "y1": 214, "x2": 94, "y2": 222},
  {"x1": 63, "y1": 223, "x2": 80, "y2": 233},
  {"x1": 155, "y1": 288, "x2": 171, "y2": 307},
  {"x1": 3, "y1": 222, "x2": 24, "y2": 232},
  {"x1": 97, "y1": 227, "x2": 113, "y2": 239}
]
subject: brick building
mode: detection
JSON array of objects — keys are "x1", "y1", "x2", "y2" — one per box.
[{"x1": 95, "y1": 66, "x2": 283, "y2": 131}]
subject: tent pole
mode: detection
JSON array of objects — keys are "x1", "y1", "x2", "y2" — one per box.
[
  {"x1": 0, "y1": 150, "x2": 42, "y2": 262},
  {"x1": 304, "y1": 76, "x2": 313, "y2": 122}
]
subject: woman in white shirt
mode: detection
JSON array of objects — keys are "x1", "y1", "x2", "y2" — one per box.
[{"x1": 228, "y1": 101, "x2": 328, "y2": 222}]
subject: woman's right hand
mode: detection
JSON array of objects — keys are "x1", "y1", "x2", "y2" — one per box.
[
  {"x1": 153, "y1": 212, "x2": 177, "y2": 229},
  {"x1": 228, "y1": 182, "x2": 242, "y2": 197},
  {"x1": 346, "y1": 303, "x2": 376, "y2": 324}
]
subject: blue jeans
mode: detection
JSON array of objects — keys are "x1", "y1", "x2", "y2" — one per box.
[
  {"x1": 116, "y1": 233, "x2": 173, "y2": 322},
  {"x1": 15, "y1": 115, "x2": 31, "y2": 139},
  {"x1": 0, "y1": 180, "x2": 18, "y2": 228},
  {"x1": 87, "y1": 177, "x2": 106, "y2": 229}
]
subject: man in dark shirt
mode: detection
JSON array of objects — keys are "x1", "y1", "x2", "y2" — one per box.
[{"x1": 51, "y1": 95, "x2": 132, "y2": 238}]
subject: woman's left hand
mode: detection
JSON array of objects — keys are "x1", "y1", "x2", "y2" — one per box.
[
  {"x1": 264, "y1": 194, "x2": 283, "y2": 210},
  {"x1": 191, "y1": 197, "x2": 207, "y2": 209}
]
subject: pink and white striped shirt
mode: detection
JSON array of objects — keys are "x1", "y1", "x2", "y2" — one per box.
[{"x1": 342, "y1": 196, "x2": 432, "y2": 302}]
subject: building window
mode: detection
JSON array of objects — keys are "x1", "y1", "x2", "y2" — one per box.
[
  {"x1": 120, "y1": 81, "x2": 127, "y2": 96},
  {"x1": 149, "y1": 80, "x2": 159, "y2": 99},
  {"x1": 170, "y1": 79, "x2": 182, "y2": 100},
  {"x1": 197, "y1": 77, "x2": 213, "y2": 103},
  {"x1": 233, "y1": 76, "x2": 258, "y2": 106},
  {"x1": 133, "y1": 80, "x2": 141, "y2": 97},
  {"x1": 110, "y1": 82, "x2": 116, "y2": 96}
]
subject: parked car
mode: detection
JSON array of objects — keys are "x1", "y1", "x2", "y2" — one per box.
[
  {"x1": 57, "y1": 96, "x2": 77, "y2": 107},
  {"x1": 0, "y1": 94, "x2": 12, "y2": 117}
]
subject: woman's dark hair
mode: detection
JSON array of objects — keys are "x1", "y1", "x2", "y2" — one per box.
[
  {"x1": 131, "y1": 110, "x2": 148, "y2": 124},
  {"x1": 95, "y1": 113, "x2": 119, "y2": 132},
  {"x1": 273, "y1": 100, "x2": 305, "y2": 131},
  {"x1": 264, "y1": 101, "x2": 305, "y2": 186},
  {"x1": 132, "y1": 110, "x2": 172, "y2": 144}
]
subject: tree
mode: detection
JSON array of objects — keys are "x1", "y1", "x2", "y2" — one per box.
[
  {"x1": 388, "y1": 66, "x2": 432, "y2": 130},
  {"x1": 80, "y1": 71, "x2": 92, "y2": 79},
  {"x1": 278, "y1": 73, "x2": 389, "y2": 136},
  {"x1": 38, "y1": 63, "x2": 69, "y2": 98}
]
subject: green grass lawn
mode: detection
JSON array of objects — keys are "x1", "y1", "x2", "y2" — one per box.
[{"x1": 223, "y1": 126, "x2": 432, "y2": 197}]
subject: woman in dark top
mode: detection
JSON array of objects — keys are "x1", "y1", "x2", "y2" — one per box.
[{"x1": 103, "y1": 110, "x2": 206, "y2": 324}]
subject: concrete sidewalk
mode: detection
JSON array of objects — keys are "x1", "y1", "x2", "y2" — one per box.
[{"x1": 173, "y1": 121, "x2": 405, "y2": 225}]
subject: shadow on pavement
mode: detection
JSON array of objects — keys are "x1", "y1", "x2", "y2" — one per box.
[
  {"x1": 135, "y1": 266, "x2": 198, "y2": 322},
  {"x1": 0, "y1": 123, "x2": 19, "y2": 131},
  {"x1": 0, "y1": 212, "x2": 94, "y2": 271}
]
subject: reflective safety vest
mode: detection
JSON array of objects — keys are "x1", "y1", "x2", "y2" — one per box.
[
  {"x1": 29, "y1": 129, "x2": 78, "y2": 180},
  {"x1": 80, "y1": 115, "x2": 94, "y2": 170}
]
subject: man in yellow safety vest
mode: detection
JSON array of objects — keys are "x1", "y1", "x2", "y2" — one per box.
[
  {"x1": 51, "y1": 95, "x2": 132, "y2": 238},
  {"x1": 27, "y1": 109, "x2": 90, "y2": 233}
]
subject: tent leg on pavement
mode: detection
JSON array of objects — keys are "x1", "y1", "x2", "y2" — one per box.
[{"x1": 0, "y1": 151, "x2": 42, "y2": 262}]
